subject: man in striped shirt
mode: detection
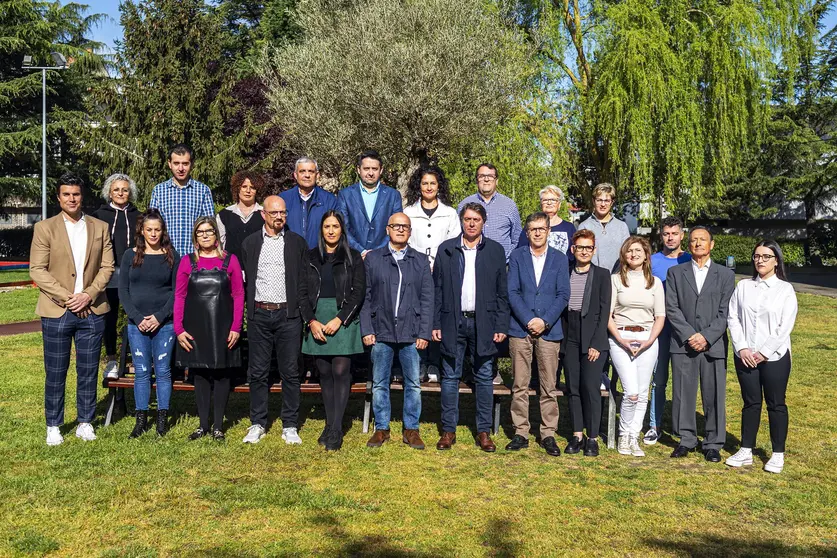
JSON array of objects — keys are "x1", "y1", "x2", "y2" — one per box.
[{"x1": 149, "y1": 144, "x2": 215, "y2": 256}]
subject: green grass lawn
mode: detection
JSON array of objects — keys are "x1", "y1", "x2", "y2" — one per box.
[
  {"x1": 0, "y1": 286, "x2": 39, "y2": 324},
  {"x1": 0, "y1": 270, "x2": 32, "y2": 284},
  {"x1": 0, "y1": 294, "x2": 835, "y2": 556}
]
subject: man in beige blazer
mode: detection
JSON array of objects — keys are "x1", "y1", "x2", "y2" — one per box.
[{"x1": 29, "y1": 173, "x2": 114, "y2": 446}]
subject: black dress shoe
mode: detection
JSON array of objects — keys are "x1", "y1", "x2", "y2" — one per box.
[
  {"x1": 325, "y1": 428, "x2": 343, "y2": 451},
  {"x1": 541, "y1": 436, "x2": 561, "y2": 457},
  {"x1": 505, "y1": 435, "x2": 529, "y2": 451},
  {"x1": 318, "y1": 425, "x2": 330, "y2": 446},
  {"x1": 188, "y1": 427, "x2": 207, "y2": 441},
  {"x1": 565, "y1": 435, "x2": 585, "y2": 455},
  {"x1": 704, "y1": 449, "x2": 722, "y2": 462},
  {"x1": 583, "y1": 438, "x2": 599, "y2": 457},
  {"x1": 671, "y1": 445, "x2": 695, "y2": 458},
  {"x1": 212, "y1": 429, "x2": 225, "y2": 442}
]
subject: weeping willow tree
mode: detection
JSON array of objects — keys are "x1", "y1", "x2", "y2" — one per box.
[{"x1": 524, "y1": 0, "x2": 810, "y2": 220}]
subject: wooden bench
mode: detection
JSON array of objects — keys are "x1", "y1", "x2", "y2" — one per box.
[{"x1": 103, "y1": 329, "x2": 618, "y2": 446}]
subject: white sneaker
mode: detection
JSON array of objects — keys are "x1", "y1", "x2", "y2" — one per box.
[
  {"x1": 643, "y1": 429, "x2": 660, "y2": 445},
  {"x1": 725, "y1": 448, "x2": 753, "y2": 467},
  {"x1": 104, "y1": 360, "x2": 119, "y2": 379},
  {"x1": 427, "y1": 373, "x2": 439, "y2": 383},
  {"x1": 764, "y1": 452, "x2": 784, "y2": 474},
  {"x1": 46, "y1": 426, "x2": 63, "y2": 446},
  {"x1": 492, "y1": 373, "x2": 503, "y2": 385},
  {"x1": 75, "y1": 423, "x2": 96, "y2": 441},
  {"x1": 282, "y1": 427, "x2": 302, "y2": 445},
  {"x1": 242, "y1": 424, "x2": 265, "y2": 444},
  {"x1": 629, "y1": 436, "x2": 645, "y2": 457},
  {"x1": 617, "y1": 435, "x2": 631, "y2": 455}
]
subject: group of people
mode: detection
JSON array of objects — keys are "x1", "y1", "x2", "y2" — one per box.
[{"x1": 29, "y1": 145, "x2": 798, "y2": 473}]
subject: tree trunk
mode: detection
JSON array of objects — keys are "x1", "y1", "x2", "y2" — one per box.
[{"x1": 395, "y1": 148, "x2": 432, "y2": 206}]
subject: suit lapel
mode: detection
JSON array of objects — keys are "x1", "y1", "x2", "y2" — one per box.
[
  {"x1": 682, "y1": 262, "x2": 699, "y2": 296},
  {"x1": 523, "y1": 249, "x2": 537, "y2": 291},
  {"x1": 369, "y1": 185, "x2": 384, "y2": 223},
  {"x1": 701, "y1": 263, "x2": 720, "y2": 296},
  {"x1": 580, "y1": 266, "x2": 594, "y2": 317},
  {"x1": 355, "y1": 184, "x2": 371, "y2": 223},
  {"x1": 54, "y1": 215, "x2": 74, "y2": 270},
  {"x1": 83, "y1": 217, "x2": 95, "y2": 271}
]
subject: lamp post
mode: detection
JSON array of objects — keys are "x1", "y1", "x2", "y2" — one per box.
[{"x1": 22, "y1": 52, "x2": 68, "y2": 221}]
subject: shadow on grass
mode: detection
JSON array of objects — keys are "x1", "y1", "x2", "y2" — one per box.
[{"x1": 643, "y1": 533, "x2": 837, "y2": 557}]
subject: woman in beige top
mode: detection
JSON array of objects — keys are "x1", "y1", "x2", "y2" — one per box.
[{"x1": 608, "y1": 236, "x2": 666, "y2": 457}]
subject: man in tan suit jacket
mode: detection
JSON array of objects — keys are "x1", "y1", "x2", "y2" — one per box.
[{"x1": 29, "y1": 173, "x2": 114, "y2": 446}]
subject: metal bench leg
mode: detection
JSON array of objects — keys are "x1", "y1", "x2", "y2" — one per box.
[
  {"x1": 104, "y1": 388, "x2": 116, "y2": 426},
  {"x1": 493, "y1": 397, "x2": 500, "y2": 435},
  {"x1": 607, "y1": 391, "x2": 617, "y2": 449}
]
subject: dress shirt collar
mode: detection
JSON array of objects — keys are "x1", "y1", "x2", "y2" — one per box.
[
  {"x1": 298, "y1": 187, "x2": 314, "y2": 201},
  {"x1": 166, "y1": 177, "x2": 194, "y2": 189},
  {"x1": 263, "y1": 225, "x2": 284, "y2": 239},
  {"x1": 755, "y1": 273, "x2": 779, "y2": 287},
  {"x1": 692, "y1": 257, "x2": 712, "y2": 272},
  {"x1": 62, "y1": 212, "x2": 86, "y2": 225},
  {"x1": 227, "y1": 202, "x2": 263, "y2": 218},
  {"x1": 461, "y1": 235, "x2": 483, "y2": 251},
  {"x1": 530, "y1": 247, "x2": 548, "y2": 260},
  {"x1": 388, "y1": 243, "x2": 408, "y2": 260},
  {"x1": 360, "y1": 181, "x2": 380, "y2": 195},
  {"x1": 477, "y1": 191, "x2": 497, "y2": 204}
]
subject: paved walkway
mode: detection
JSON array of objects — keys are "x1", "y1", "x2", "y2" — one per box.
[{"x1": 735, "y1": 274, "x2": 837, "y2": 299}]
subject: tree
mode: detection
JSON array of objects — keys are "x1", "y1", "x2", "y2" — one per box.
[
  {"x1": 258, "y1": 0, "x2": 532, "y2": 194},
  {"x1": 0, "y1": 0, "x2": 105, "y2": 207}
]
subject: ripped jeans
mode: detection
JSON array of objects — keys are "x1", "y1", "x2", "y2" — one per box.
[{"x1": 127, "y1": 323, "x2": 175, "y2": 410}]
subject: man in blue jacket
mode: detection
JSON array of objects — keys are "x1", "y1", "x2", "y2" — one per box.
[
  {"x1": 432, "y1": 202, "x2": 510, "y2": 452},
  {"x1": 505, "y1": 212, "x2": 570, "y2": 456},
  {"x1": 279, "y1": 157, "x2": 338, "y2": 249},
  {"x1": 360, "y1": 213, "x2": 434, "y2": 450},
  {"x1": 336, "y1": 150, "x2": 403, "y2": 257}
]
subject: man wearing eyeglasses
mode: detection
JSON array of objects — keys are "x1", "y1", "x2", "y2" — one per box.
[
  {"x1": 239, "y1": 195, "x2": 311, "y2": 445},
  {"x1": 577, "y1": 183, "x2": 630, "y2": 273},
  {"x1": 361, "y1": 213, "x2": 434, "y2": 450},
  {"x1": 457, "y1": 163, "x2": 522, "y2": 264}
]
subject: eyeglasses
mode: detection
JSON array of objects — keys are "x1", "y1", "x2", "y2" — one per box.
[
  {"x1": 195, "y1": 229, "x2": 216, "y2": 237},
  {"x1": 752, "y1": 254, "x2": 776, "y2": 262},
  {"x1": 265, "y1": 210, "x2": 288, "y2": 217},
  {"x1": 476, "y1": 174, "x2": 497, "y2": 181},
  {"x1": 540, "y1": 199, "x2": 559, "y2": 205},
  {"x1": 528, "y1": 227, "x2": 548, "y2": 234},
  {"x1": 573, "y1": 245, "x2": 594, "y2": 252},
  {"x1": 387, "y1": 224, "x2": 411, "y2": 231},
  {"x1": 594, "y1": 198, "x2": 613, "y2": 204}
]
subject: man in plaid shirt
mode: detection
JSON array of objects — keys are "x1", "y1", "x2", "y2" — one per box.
[{"x1": 149, "y1": 144, "x2": 215, "y2": 256}]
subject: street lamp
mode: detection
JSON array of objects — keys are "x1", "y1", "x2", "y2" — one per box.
[{"x1": 22, "y1": 52, "x2": 68, "y2": 221}]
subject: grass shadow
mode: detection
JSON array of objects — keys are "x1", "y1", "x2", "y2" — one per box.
[{"x1": 643, "y1": 533, "x2": 837, "y2": 557}]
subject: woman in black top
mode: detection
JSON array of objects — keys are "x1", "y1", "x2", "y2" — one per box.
[
  {"x1": 301, "y1": 211, "x2": 365, "y2": 450},
  {"x1": 216, "y1": 171, "x2": 265, "y2": 262},
  {"x1": 119, "y1": 209, "x2": 179, "y2": 437},
  {"x1": 93, "y1": 173, "x2": 140, "y2": 379}
]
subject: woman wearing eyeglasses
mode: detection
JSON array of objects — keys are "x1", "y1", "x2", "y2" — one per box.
[
  {"x1": 174, "y1": 217, "x2": 244, "y2": 441},
  {"x1": 726, "y1": 240, "x2": 797, "y2": 474},
  {"x1": 517, "y1": 185, "x2": 576, "y2": 263}
]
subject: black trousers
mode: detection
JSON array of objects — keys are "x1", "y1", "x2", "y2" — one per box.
[
  {"x1": 735, "y1": 351, "x2": 791, "y2": 452},
  {"x1": 248, "y1": 308, "x2": 302, "y2": 429},
  {"x1": 563, "y1": 341, "x2": 607, "y2": 438},
  {"x1": 103, "y1": 287, "x2": 120, "y2": 356}
]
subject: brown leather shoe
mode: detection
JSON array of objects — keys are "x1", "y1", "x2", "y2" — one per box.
[
  {"x1": 436, "y1": 431, "x2": 456, "y2": 450},
  {"x1": 366, "y1": 429, "x2": 390, "y2": 447},
  {"x1": 476, "y1": 431, "x2": 496, "y2": 453},
  {"x1": 402, "y1": 429, "x2": 425, "y2": 450}
]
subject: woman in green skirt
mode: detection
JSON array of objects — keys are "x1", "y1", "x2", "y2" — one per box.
[{"x1": 302, "y1": 210, "x2": 366, "y2": 450}]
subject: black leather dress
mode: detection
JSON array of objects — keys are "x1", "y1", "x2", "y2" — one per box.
[{"x1": 175, "y1": 254, "x2": 241, "y2": 370}]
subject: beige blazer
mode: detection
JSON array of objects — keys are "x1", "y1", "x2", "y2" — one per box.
[{"x1": 29, "y1": 213, "x2": 115, "y2": 318}]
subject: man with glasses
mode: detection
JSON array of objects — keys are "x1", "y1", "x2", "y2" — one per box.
[
  {"x1": 433, "y1": 203, "x2": 510, "y2": 452},
  {"x1": 505, "y1": 212, "x2": 570, "y2": 456},
  {"x1": 577, "y1": 183, "x2": 630, "y2": 273},
  {"x1": 457, "y1": 163, "x2": 522, "y2": 264},
  {"x1": 240, "y1": 195, "x2": 311, "y2": 445},
  {"x1": 361, "y1": 213, "x2": 434, "y2": 450},
  {"x1": 517, "y1": 185, "x2": 576, "y2": 263}
]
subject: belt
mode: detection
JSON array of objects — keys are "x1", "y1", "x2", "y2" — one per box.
[
  {"x1": 462, "y1": 311, "x2": 476, "y2": 318},
  {"x1": 618, "y1": 325, "x2": 646, "y2": 332},
  {"x1": 256, "y1": 301, "x2": 287, "y2": 311}
]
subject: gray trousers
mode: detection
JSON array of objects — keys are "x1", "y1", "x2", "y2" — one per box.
[{"x1": 671, "y1": 352, "x2": 726, "y2": 450}]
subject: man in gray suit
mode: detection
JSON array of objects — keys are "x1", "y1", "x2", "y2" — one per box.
[{"x1": 665, "y1": 226, "x2": 735, "y2": 462}]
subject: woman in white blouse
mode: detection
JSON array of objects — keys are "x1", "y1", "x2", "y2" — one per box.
[
  {"x1": 607, "y1": 236, "x2": 666, "y2": 457},
  {"x1": 726, "y1": 240, "x2": 798, "y2": 474}
]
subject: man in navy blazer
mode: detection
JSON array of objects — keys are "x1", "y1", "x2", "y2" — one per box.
[
  {"x1": 336, "y1": 150, "x2": 403, "y2": 257},
  {"x1": 280, "y1": 157, "x2": 338, "y2": 248},
  {"x1": 432, "y1": 202, "x2": 510, "y2": 452},
  {"x1": 505, "y1": 212, "x2": 570, "y2": 456}
]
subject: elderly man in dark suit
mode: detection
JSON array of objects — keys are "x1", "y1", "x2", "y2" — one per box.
[
  {"x1": 665, "y1": 226, "x2": 735, "y2": 462},
  {"x1": 29, "y1": 173, "x2": 114, "y2": 446}
]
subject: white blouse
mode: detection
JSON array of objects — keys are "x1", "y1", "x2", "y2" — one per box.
[
  {"x1": 727, "y1": 275, "x2": 798, "y2": 361},
  {"x1": 403, "y1": 200, "x2": 460, "y2": 269}
]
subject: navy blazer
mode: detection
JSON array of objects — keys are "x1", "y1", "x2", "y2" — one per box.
[
  {"x1": 336, "y1": 182, "x2": 403, "y2": 253},
  {"x1": 432, "y1": 235, "x2": 510, "y2": 358},
  {"x1": 280, "y1": 185, "x2": 338, "y2": 249},
  {"x1": 507, "y1": 246, "x2": 570, "y2": 341},
  {"x1": 360, "y1": 245, "x2": 434, "y2": 344}
]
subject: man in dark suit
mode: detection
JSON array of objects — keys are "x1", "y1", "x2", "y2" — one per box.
[
  {"x1": 336, "y1": 150, "x2": 403, "y2": 258},
  {"x1": 432, "y1": 202, "x2": 510, "y2": 452},
  {"x1": 239, "y1": 195, "x2": 310, "y2": 445},
  {"x1": 665, "y1": 226, "x2": 735, "y2": 462},
  {"x1": 505, "y1": 212, "x2": 570, "y2": 456},
  {"x1": 360, "y1": 213, "x2": 434, "y2": 450},
  {"x1": 29, "y1": 173, "x2": 114, "y2": 446}
]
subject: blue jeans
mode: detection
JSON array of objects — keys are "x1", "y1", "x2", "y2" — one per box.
[
  {"x1": 441, "y1": 315, "x2": 494, "y2": 433},
  {"x1": 371, "y1": 341, "x2": 421, "y2": 430},
  {"x1": 649, "y1": 323, "x2": 671, "y2": 430},
  {"x1": 127, "y1": 323, "x2": 175, "y2": 411}
]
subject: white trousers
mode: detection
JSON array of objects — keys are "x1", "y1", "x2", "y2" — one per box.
[{"x1": 609, "y1": 330, "x2": 658, "y2": 438}]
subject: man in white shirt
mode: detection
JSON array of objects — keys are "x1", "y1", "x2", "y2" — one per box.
[{"x1": 29, "y1": 173, "x2": 114, "y2": 446}]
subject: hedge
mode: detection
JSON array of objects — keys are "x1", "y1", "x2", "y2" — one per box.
[{"x1": 710, "y1": 235, "x2": 805, "y2": 267}]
